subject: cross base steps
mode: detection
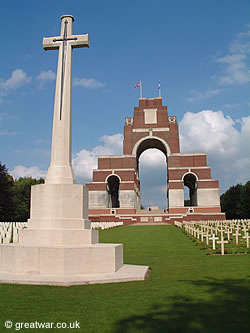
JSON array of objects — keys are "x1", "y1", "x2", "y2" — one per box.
[
  {"x1": 19, "y1": 229, "x2": 99, "y2": 245},
  {"x1": 0, "y1": 181, "x2": 150, "y2": 285},
  {"x1": 0, "y1": 243, "x2": 123, "y2": 275},
  {"x1": 0, "y1": 264, "x2": 149, "y2": 286}
]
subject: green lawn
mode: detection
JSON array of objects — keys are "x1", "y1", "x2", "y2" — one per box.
[{"x1": 0, "y1": 225, "x2": 249, "y2": 333}]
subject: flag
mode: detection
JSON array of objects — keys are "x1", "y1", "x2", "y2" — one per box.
[
  {"x1": 134, "y1": 81, "x2": 141, "y2": 88},
  {"x1": 158, "y1": 80, "x2": 161, "y2": 97}
]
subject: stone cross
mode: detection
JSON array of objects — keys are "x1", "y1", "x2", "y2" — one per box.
[
  {"x1": 197, "y1": 229, "x2": 203, "y2": 240},
  {"x1": 217, "y1": 233, "x2": 228, "y2": 256},
  {"x1": 43, "y1": 15, "x2": 89, "y2": 184},
  {"x1": 205, "y1": 231, "x2": 211, "y2": 246},
  {"x1": 242, "y1": 225, "x2": 247, "y2": 238},
  {"x1": 243, "y1": 232, "x2": 250, "y2": 248},
  {"x1": 233, "y1": 229, "x2": 241, "y2": 245},
  {"x1": 225, "y1": 228, "x2": 232, "y2": 241},
  {"x1": 209, "y1": 234, "x2": 219, "y2": 250}
]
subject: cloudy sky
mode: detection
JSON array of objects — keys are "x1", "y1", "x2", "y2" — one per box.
[{"x1": 0, "y1": 1, "x2": 249, "y2": 208}]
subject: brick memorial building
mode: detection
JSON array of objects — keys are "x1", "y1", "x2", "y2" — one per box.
[{"x1": 86, "y1": 97, "x2": 225, "y2": 224}]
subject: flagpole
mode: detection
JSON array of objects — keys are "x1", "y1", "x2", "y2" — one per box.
[
  {"x1": 158, "y1": 80, "x2": 161, "y2": 97},
  {"x1": 140, "y1": 81, "x2": 143, "y2": 98}
]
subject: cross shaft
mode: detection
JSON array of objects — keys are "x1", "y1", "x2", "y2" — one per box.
[{"x1": 43, "y1": 15, "x2": 89, "y2": 185}]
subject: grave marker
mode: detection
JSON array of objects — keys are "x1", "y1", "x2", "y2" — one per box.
[{"x1": 209, "y1": 234, "x2": 219, "y2": 250}]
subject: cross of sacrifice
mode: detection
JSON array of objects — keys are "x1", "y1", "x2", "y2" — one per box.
[
  {"x1": 43, "y1": 15, "x2": 89, "y2": 121},
  {"x1": 209, "y1": 234, "x2": 219, "y2": 250},
  {"x1": 42, "y1": 15, "x2": 89, "y2": 185}
]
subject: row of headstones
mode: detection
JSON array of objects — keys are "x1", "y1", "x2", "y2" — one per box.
[
  {"x1": 0, "y1": 220, "x2": 124, "y2": 243},
  {"x1": 175, "y1": 219, "x2": 250, "y2": 255},
  {"x1": 91, "y1": 222, "x2": 124, "y2": 230},
  {"x1": 0, "y1": 222, "x2": 28, "y2": 244}
]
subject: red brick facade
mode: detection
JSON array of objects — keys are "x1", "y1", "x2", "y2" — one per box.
[{"x1": 86, "y1": 97, "x2": 224, "y2": 223}]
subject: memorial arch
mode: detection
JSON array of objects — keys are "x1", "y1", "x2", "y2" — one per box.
[
  {"x1": 133, "y1": 136, "x2": 170, "y2": 158},
  {"x1": 133, "y1": 137, "x2": 169, "y2": 208},
  {"x1": 87, "y1": 97, "x2": 223, "y2": 222},
  {"x1": 138, "y1": 147, "x2": 168, "y2": 209}
]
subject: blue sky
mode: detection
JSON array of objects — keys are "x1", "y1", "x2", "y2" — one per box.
[{"x1": 0, "y1": 0, "x2": 249, "y2": 208}]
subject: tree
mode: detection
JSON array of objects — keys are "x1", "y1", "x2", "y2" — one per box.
[
  {"x1": 0, "y1": 161, "x2": 45, "y2": 221},
  {"x1": 12, "y1": 177, "x2": 44, "y2": 222},
  {"x1": 0, "y1": 162, "x2": 14, "y2": 221},
  {"x1": 220, "y1": 181, "x2": 250, "y2": 219},
  {"x1": 240, "y1": 181, "x2": 250, "y2": 218},
  {"x1": 220, "y1": 184, "x2": 242, "y2": 219}
]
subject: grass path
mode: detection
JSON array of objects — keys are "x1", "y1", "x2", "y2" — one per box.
[{"x1": 0, "y1": 226, "x2": 249, "y2": 332}]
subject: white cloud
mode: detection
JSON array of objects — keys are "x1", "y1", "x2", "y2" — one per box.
[
  {"x1": 214, "y1": 54, "x2": 250, "y2": 85},
  {"x1": 36, "y1": 70, "x2": 56, "y2": 87},
  {"x1": 10, "y1": 165, "x2": 47, "y2": 180},
  {"x1": 0, "y1": 129, "x2": 17, "y2": 136},
  {"x1": 187, "y1": 28, "x2": 250, "y2": 103},
  {"x1": 179, "y1": 110, "x2": 250, "y2": 192},
  {"x1": 0, "y1": 69, "x2": 31, "y2": 96},
  {"x1": 223, "y1": 103, "x2": 241, "y2": 109},
  {"x1": 72, "y1": 149, "x2": 97, "y2": 181},
  {"x1": 32, "y1": 148, "x2": 50, "y2": 156},
  {"x1": 187, "y1": 89, "x2": 221, "y2": 102},
  {"x1": 72, "y1": 77, "x2": 106, "y2": 89},
  {"x1": 140, "y1": 149, "x2": 166, "y2": 168},
  {"x1": 73, "y1": 133, "x2": 123, "y2": 181},
  {"x1": 180, "y1": 110, "x2": 240, "y2": 155},
  {"x1": 0, "y1": 112, "x2": 18, "y2": 120},
  {"x1": 0, "y1": 112, "x2": 18, "y2": 137},
  {"x1": 93, "y1": 133, "x2": 123, "y2": 155},
  {"x1": 213, "y1": 27, "x2": 250, "y2": 85}
]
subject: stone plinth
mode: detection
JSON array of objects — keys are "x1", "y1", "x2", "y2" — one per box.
[
  {"x1": 19, "y1": 183, "x2": 99, "y2": 246},
  {"x1": 0, "y1": 264, "x2": 149, "y2": 286},
  {"x1": 0, "y1": 183, "x2": 149, "y2": 285},
  {"x1": 29, "y1": 183, "x2": 89, "y2": 222},
  {"x1": 0, "y1": 243, "x2": 123, "y2": 275}
]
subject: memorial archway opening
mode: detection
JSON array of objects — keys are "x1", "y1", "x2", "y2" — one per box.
[
  {"x1": 107, "y1": 175, "x2": 120, "y2": 208},
  {"x1": 139, "y1": 148, "x2": 167, "y2": 209},
  {"x1": 183, "y1": 173, "x2": 197, "y2": 207},
  {"x1": 135, "y1": 138, "x2": 169, "y2": 209}
]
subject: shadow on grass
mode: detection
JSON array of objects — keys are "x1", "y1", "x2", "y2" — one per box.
[{"x1": 113, "y1": 278, "x2": 250, "y2": 333}]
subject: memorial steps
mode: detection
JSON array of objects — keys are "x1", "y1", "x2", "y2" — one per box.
[{"x1": 88, "y1": 208, "x2": 226, "y2": 225}]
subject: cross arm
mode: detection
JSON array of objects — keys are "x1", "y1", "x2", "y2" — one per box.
[
  {"x1": 71, "y1": 34, "x2": 89, "y2": 48},
  {"x1": 43, "y1": 37, "x2": 59, "y2": 51}
]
